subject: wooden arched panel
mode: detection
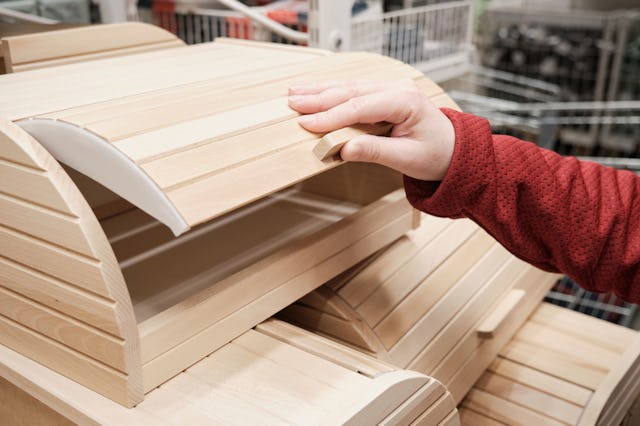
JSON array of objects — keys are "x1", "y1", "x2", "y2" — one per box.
[{"x1": 0, "y1": 119, "x2": 142, "y2": 406}]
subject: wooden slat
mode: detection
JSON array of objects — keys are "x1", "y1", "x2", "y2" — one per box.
[
  {"x1": 0, "y1": 314, "x2": 133, "y2": 407},
  {"x1": 531, "y1": 302, "x2": 636, "y2": 355},
  {"x1": 474, "y1": 371, "x2": 583, "y2": 425},
  {"x1": 11, "y1": 40, "x2": 186, "y2": 73},
  {"x1": 513, "y1": 321, "x2": 620, "y2": 373},
  {"x1": 0, "y1": 159, "x2": 74, "y2": 215},
  {"x1": 141, "y1": 212, "x2": 412, "y2": 391},
  {"x1": 434, "y1": 268, "x2": 559, "y2": 402},
  {"x1": 278, "y1": 304, "x2": 373, "y2": 350},
  {"x1": 0, "y1": 377, "x2": 74, "y2": 426},
  {"x1": 410, "y1": 391, "x2": 457, "y2": 426},
  {"x1": 379, "y1": 379, "x2": 446, "y2": 426},
  {"x1": 42, "y1": 47, "x2": 351, "y2": 124},
  {"x1": 0, "y1": 191, "x2": 92, "y2": 255},
  {"x1": 488, "y1": 356, "x2": 592, "y2": 407},
  {"x1": 358, "y1": 219, "x2": 480, "y2": 326},
  {"x1": 186, "y1": 342, "x2": 334, "y2": 422},
  {"x1": 0, "y1": 42, "x2": 316, "y2": 121},
  {"x1": 136, "y1": 371, "x2": 288, "y2": 425},
  {"x1": 0, "y1": 240, "x2": 121, "y2": 338},
  {"x1": 462, "y1": 389, "x2": 564, "y2": 426},
  {"x1": 0, "y1": 224, "x2": 111, "y2": 299},
  {"x1": 296, "y1": 287, "x2": 350, "y2": 319},
  {"x1": 375, "y1": 229, "x2": 494, "y2": 352},
  {"x1": 257, "y1": 318, "x2": 394, "y2": 378},
  {"x1": 406, "y1": 256, "x2": 528, "y2": 375},
  {"x1": 337, "y1": 215, "x2": 452, "y2": 306},
  {"x1": 2, "y1": 23, "x2": 178, "y2": 66},
  {"x1": 0, "y1": 286, "x2": 126, "y2": 371},
  {"x1": 389, "y1": 243, "x2": 512, "y2": 366},
  {"x1": 459, "y1": 408, "x2": 505, "y2": 426},
  {"x1": 88, "y1": 53, "x2": 404, "y2": 142}
]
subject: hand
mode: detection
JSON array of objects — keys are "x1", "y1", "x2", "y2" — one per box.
[{"x1": 288, "y1": 79, "x2": 455, "y2": 181}]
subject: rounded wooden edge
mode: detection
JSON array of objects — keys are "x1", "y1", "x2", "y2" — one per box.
[
  {"x1": 17, "y1": 118, "x2": 189, "y2": 236},
  {"x1": 0, "y1": 119, "x2": 143, "y2": 406},
  {"x1": 579, "y1": 332, "x2": 640, "y2": 426}
]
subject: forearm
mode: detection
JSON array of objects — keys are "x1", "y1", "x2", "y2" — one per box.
[{"x1": 404, "y1": 109, "x2": 640, "y2": 301}]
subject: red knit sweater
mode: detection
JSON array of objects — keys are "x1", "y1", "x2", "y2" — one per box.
[{"x1": 403, "y1": 109, "x2": 640, "y2": 302}]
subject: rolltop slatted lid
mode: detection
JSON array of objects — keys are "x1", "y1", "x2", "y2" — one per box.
[{"x1": 0, "y1": 38, "x2": 450, "y2": 236}]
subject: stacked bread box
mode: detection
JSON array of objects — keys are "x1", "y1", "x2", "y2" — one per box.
[{"x1": 1, "y1": 23, "x2": 639, "y2": 426}]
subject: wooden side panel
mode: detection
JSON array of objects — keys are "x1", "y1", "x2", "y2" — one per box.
[{"x1": 0, "y1": 120, "x2": 142, "y2": 407}]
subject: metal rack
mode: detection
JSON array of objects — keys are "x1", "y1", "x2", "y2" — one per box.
[
  {"x1": 475, "y1": 5, "x2": 640, "y2": 154},
  {"x1": 134, "y1": 0, "x2": 474, "y2": 82}
]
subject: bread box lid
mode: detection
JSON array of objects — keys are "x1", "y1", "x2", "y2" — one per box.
[{"x1": 0, "y1": 39, "x2": 447, "y2": 236}]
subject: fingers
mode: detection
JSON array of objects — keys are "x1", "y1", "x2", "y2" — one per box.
[
  {"x1": 341, "y1": 134, "x2": 452, "y2": 181},
  {"x1": 296, "y1": 90, "x2": 421, "y2": 133}
]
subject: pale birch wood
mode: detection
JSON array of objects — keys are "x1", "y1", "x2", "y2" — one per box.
[
  {"x1": 389, "y1": 243, "x2": 512, "y2": 366},
  {"x1": 406, "y1": 256, "x2": 528, "y2": 374},
  {"x1": 438, "y1": 410, "x2": 462, "y2": 426},
  {"x1": 435, "y1": 269, "x2": 559, "y2": 402},
  {"x1": 90, "y1": 54, "x2": 407, "y2": 142},
  {"x1": 0, "y1": 159, "x2": 74, "y2": 214},
  {"x1": 278, "y1": 304, "x2": 374, "y2": 350},
  {"x1": 0, "y1": 287, "x2": 127, "y2": 371},
  {"x1": 379, "y1": 379, "x2": 447, "y2": 426},
  {"x1": 459, "y1": 408, "x2": 505, "y2": 426},
  {"x1": 11, "y1": 41, "x2": 186, "y2": 73},
  {"x1": 375, "y1": 228, "x2": 493, "y2": 352},
  {"x1": 476, "y1": 289, "x2": 526, "y2": 338},
  {"x1": 531, "y1": 303, "x2": 636, "y2": 355},
  {"x1": 500, "y1": 339, "x2": 606, "y2": 391},
  {"x1": 462, "y1": 389, "x2": 565, "y2": 426},
  {"x1": 0, "y1": 314, "x2": 132, "y2": 407},
  {"x1": 0, "y1": 42, "x2": 315, "y2": 121},
  {"x1": 0, "y1": 344, "x2": 162, "y2": 425},
  {"x1": 296, "y1": 286, "x2": 351, "y2": 319},
  {"x1": 410, "y1": 391, "x2": 457, "y2": 426},
  {"x1": 513, "y1": 321, "x2": 620, "y2": 373},
  {"x1": 579, "y1": 332, "x2": 640, "y2": 425},
  {"x1": 2, "y1": 23, "x2": 179, "y2": 67},
  {"x1": 257, "y1": 318, "x2": 395, "y2": 378},
  {"x1": 140, "y1": 211, "x2": 413, "y2": 391},
  {"x1": 0, "y1": 257, "x2": 121, "y2": 336},
  {"x1": 0, "y1": 224, "x2": 112, "y2": 298},
  {"x1": 0, "y1": 191, "x2": 92, "y2": 254},
  {"x1": 0, "y1": 377, "x2": 74, "y2": 426},
  {"x1": 0, "y1": 119, "x2": 141, "y2": 405},
  {"x1": 234, "y1": 329, "x2": 370, "y2": 391},
  {"x1": 44, "y1": 49, "x2": 365, "y2": 124},
  {"x1": 488, "y1": 356, "x2": 592, "y2": 407},
  {"x1": 332, "y1": 370, "x2": 430, "y2": 425},
  {"x1": 337, "y1": 215, "x2": 452, "y2": 306},
  {"x1": 474, "y1": 371, "x2": 583, "y2": 425},
  {"x1": 358, "y1": 219, "x2": 480, "y2": 326}
]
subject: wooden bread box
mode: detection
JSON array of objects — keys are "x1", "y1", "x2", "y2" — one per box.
[{"x1": 0, "y1": 24, "x2": 457, "y2": 412}]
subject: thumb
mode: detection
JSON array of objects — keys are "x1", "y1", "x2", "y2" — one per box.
[{"x1": 340, "y1": 135, "x2": 451, "y2": 181}]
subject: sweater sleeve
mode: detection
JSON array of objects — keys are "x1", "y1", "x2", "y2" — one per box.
[{"x1": 404, "y1": 108, "x2": 640, "y2": 302}]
